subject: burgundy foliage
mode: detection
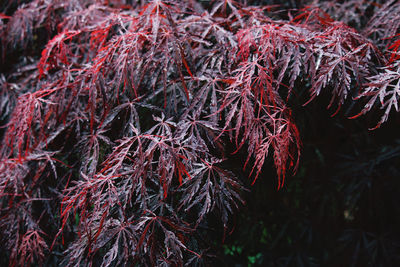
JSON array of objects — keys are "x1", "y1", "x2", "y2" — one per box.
[{"x1": 0, "y1": 0, "x2": 399, "y2": 266}]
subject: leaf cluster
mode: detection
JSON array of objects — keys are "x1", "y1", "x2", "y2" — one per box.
[{"x1": 0, "y1": 0, "x2": 400, "y2": 266}]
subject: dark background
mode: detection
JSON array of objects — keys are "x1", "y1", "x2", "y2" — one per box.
[{"x1": 210, "y1": 95, "x2": 400, "y2": 266}]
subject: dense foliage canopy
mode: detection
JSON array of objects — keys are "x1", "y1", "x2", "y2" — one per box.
[{"x1": 1, "y1": 0, "x2": 400, "y2": 266}]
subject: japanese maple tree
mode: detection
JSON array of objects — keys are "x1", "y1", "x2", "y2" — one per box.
[{"x1": 0, "y1": 0, "x2": 399, "y2": 266}]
